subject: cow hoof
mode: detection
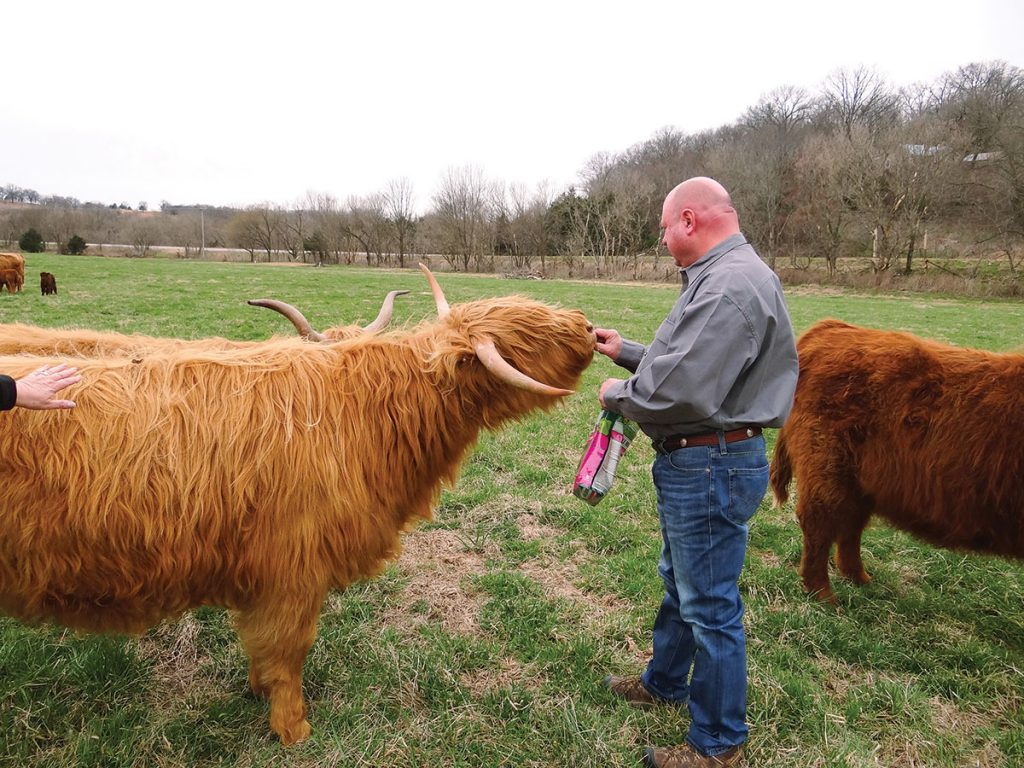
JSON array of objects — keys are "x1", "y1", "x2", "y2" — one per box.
[
  {"x1": 807, "y1": 585, "x2": 838, "y2": 606},
  {"x1": 277, "y1": 718, "x2": 312, "y2": 745}
]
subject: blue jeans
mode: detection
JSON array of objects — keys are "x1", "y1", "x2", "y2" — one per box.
[{"x1": 640, "y1": 434, "x2": 768, "y2": 756}]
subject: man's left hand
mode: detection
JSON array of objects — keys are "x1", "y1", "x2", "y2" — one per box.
[{"x1": 598, "y1": 378, "x2": 623, "y2": 409}]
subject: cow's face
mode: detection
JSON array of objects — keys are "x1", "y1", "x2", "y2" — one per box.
[{"x1": 433, "y1": 297, "x2": 595, "y2": 424}]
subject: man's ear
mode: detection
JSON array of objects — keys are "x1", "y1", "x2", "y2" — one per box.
[{"x1": 681, "y1": 208, "x2": 696, "y2": 232}]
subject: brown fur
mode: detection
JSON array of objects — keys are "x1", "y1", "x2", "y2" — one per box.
[
  {"x1": 40, "y1": 271, "x2": 57, "y2": 295},
  {"x1": 0, "y1": 294, "x2": 594, "y2": 744},
  {"x1": 770, "y1": 319, "x2": 1024, "y2": 603},
  {"x1": 0, "y1": 267, "x2": 23, "y2": 293},
  {"x1": 0, "y1": 253, "x2": 25, "y2": 293}
]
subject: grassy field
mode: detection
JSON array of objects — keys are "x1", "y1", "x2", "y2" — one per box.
[{"x1": 1, "y1": 253, "x2": 1022, "y2": 768}]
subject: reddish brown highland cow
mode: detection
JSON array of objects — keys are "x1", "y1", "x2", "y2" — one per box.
[{"x1": 771, "y1": 319, "x2": 1024, "y2": 603}]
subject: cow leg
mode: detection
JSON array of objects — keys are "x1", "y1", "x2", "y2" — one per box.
[
  {"x1": 795, "y1": 494, "x2": 839, "y2": 604},
  {"x1": 835, "y1": 512, "x2": 872, "y2": 585},
  {"x1": 235, "y1": 593, "x2": 323, "y2": 745}
]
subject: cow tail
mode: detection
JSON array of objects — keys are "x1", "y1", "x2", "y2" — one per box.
[{"x1": 769, "y1": 428, "x2": 792, "y2": 506}]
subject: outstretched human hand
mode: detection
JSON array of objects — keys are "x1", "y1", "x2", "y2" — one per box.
[{"x1": 15, "y1": 363, "x2": 82, "y2": 410}]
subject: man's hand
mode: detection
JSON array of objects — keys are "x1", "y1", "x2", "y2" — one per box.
[
  {"x1": 15, "y1": 363, "x2": 82, "y2": 410},
  {"x1": 598, "y1": 377, "x2": 623, "y2": 409},
  {"x1": 594, "y1": 328, "x2": 623, "y2": 361}
]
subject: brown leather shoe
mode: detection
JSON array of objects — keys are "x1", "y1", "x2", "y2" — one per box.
[
  {"x1": 603, "y1": 675, "x2": 680, "y2": 709},
  {"x1": 644, "y1": 743, "x2": 744, "y2": 767}
]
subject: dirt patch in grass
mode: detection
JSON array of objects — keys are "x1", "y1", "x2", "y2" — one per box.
[
  {"x1": 134, "y1": 613, "x2": 218, "y2": 699},
  {"x1": 517, "y1": 512, "x2": 562, "y2": 542},
  {"x1": 379, "y1": 507, "x2": 636, "y2": 642},
  {"x1": 517, "y1": 548, "x2": 633, "y2": 626},
  {"x1": 380, "y1": 528, "x2": 493, "y2": 635},
  {"x1": 459, "y1": 655, "x2": 543, "y2": 696}
]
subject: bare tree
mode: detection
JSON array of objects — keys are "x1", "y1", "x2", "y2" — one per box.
[
  {"x1": 790, "y1": 132, "x2": 859, "y2": 275},
  {"x1": 129, "y1": 222, "x2": 155, "y2": 258},
  {"x1": 281, "y1": 205, "x2": 308, "y2": 262},
  {"x1": 383, "y1": 177, "x2": 417, "y2": 268},
  {"x1": 712, "y1": 86, "x2": 815, "y2": 269},
  {"x1": 431, "y1": 165, "x2": 491, "y2": 271},
  {"x1": 227, "y1": 204, "x2": 283, "y2": 262},
  {"x1": 819, "y1": 66, "x2": 900, "y2": 138},
  {"x1": 342, "y1": 194, "x2": 390, "y2": 265},
  {"x1": 842, "y1": 123, "x2": 960, "y2": 273},
  {"x1": 937, "y1": 62, "x2": 1024, "y2": 268},
  {"x1": 742, "y1": 85, "x2": 813, "y2": 133},
  {"x1": 303, "y1": 191, "x2": 344, "y2": 265}
]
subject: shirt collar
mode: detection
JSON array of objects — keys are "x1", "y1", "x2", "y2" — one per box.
[{"x1": 678, "y1": 233, "x2": 747, "y2": 288}]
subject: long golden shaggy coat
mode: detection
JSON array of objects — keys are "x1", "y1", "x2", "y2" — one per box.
[
  {"x1": 770, "y1": 318, "x2": 1024, "y2": 603},
  {"x1": 0, "y1": 294, "x2": 594, "y2": 744}
]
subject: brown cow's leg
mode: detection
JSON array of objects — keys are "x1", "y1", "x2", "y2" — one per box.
[
  {"x1": 235, "y1": 593, "x2": 323, "y2": 745},
  {"x1": 795, "y1": 495, "x2": 838, "y2": 603},
  {"x1": 835, "y1": 513, "x2": 872, "y2": 585}
]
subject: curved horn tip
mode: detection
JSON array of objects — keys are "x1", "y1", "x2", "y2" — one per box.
[
  {"x1": 246, "y1": 298, "x2": 326, "y2": 341},
  {"x1": 474, "y1": 339, "x2": 574, "y2": 397},
  {"x1": 419, "y1": 264, "x2": 450, "y2": 318},
  {"x1": 362, "y1": 289, "x2": 410, "y2": 333}
]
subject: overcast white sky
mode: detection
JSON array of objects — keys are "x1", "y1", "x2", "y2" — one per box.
[{"x1": 3, "y1": 0, "x2": 1022, "y2": 212}]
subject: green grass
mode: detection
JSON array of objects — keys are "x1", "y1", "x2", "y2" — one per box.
[{"x1": 1, "y1": 253, "x2": 1022, "y2": 767}]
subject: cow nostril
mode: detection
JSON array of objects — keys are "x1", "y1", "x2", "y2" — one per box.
[{"x1": 585, "y1": 323, "x2": 594, "y2": 333}]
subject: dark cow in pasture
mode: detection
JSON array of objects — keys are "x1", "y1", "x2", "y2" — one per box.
[
  {"x1": 0, "y1": 265, "x2": 595, "y2": 744},
  {"x1": 770, "y1": 319, "x2": 1024, "y2": 603},
  {"x1": 40, "y1": 271, "x2": 57, "y2": 295}
]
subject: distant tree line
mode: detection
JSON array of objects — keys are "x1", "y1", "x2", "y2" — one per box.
[{"x1": 2, "y1": 61, "x2": 1021, "y2": 279}]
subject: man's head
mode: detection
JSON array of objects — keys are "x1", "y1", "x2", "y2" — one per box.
[{"x1": 660, "y1": 177, "x2": 741, "y2": 268}]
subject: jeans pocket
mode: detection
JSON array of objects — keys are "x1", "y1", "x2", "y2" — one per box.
[{"x1": 726, "y1": 464, "x2": 769, "y2": 525}]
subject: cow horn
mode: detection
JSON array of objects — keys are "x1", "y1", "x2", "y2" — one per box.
[
  {"x1": 247, "y1": 299, "x2": 327, "y2": 342},
  {"x1": 418, "y1": 263, "x2": 450, "y2": 319},
  {"x1": 362, "y1": 290, "x2": 410, "y2": 332},
  {"x1": 474, "y1": 337, "x2": 573, "y2": 397}
]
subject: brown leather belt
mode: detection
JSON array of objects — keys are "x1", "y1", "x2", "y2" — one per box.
[{"x1": 652, "y1": 426, "x2": 762, "y2": 454}]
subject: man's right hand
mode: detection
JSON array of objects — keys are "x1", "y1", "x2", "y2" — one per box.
[{"x1": 594, "y1": 328, "x2": 623, "y2": 361}]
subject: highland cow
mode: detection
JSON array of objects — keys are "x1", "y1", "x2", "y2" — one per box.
[
  {"x1": 770, "y1": 319, "x2": 1024, "y2": 603},
  {"x1": 40, "y1": 271, "x2": 57, "y2": 295},
  {"x1": 0, "y1": 252, "x2": 24, "y2": 293},
  {"x1": 0, "y1": 265, "x2": 594, "y2": 744}
]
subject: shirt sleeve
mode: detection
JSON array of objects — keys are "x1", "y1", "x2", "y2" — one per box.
[
  {"x1": 614, "y1": 339, "x2": 646, "y2": 373},
  {"x1": 602, "y1": 291, "x2": 758, "y2": 425},
  {"x1": 0, "y1": 374, "x2": 16, "y2": 411}
]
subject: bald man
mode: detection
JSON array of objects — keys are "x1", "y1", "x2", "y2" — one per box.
[{"x1": 596, "y1": 177, "x2": 798, "y2": 767}]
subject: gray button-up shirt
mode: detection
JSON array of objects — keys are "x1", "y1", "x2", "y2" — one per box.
[{"x1": 602, "y1": 233, "x2": 799, "y2": 440}]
